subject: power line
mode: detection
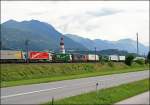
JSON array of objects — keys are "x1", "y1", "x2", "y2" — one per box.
[
  {"x1": 25, "y1": 39, "x2": 29, "y2": 63},
  {"x1": 136, "y1": 32, "x2": 139, "y2": 55},
  {"x1": 95, "y1": 47, "x2": 96, "y2": 62}
]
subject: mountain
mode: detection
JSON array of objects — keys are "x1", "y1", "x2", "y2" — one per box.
[
  {"x1": 67, "y1": 49, "x2": 130, "y2": 56},
  {"x1": 1, "y1": 19, "x2": 149, "y2": 55},
  {"x1": 1, "y1": 20, "x2": 87, "y2": 51},
  {"x1": 65, "y1": 34, "x2": 149, "y2": 55}
]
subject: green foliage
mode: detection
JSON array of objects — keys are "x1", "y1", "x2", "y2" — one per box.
[
  {"x1": 147, "y1": 51, "x2": 150, "y2": 60},
  {"x1": 108, "y1": 61, "x2": 114, "y2": 67},
  {"x1": 147, "y1": 51, "x2": 150, "y2": 63},
  {"x1": 99, "y1": 55, "x2": 108, "y2": 64},
  {"x1": 1, "y1": 63, "x2": 100, "y2": 82},
  {"x1": 125, "y1": 55, "x2": 134, "y2": 66},
  {"x1": 1, "y1": 63, "x2": 148, "y2": 87},
  {"x1": 47, "y1": 79, "x2": 149, "y2": 105},
  {"x1": 134, "y1": 59, "x2": 145, "y2": 65}
]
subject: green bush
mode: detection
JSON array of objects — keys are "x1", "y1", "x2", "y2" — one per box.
[
  {"x1": 99, "y1": 55, "x2": 109, "y2": 64},
  {"x1": 134, "y1": 59, "x2": 145, "y2": 65},
  {"x1": 108, "y1": 61, "x2": 114, "y2": 67},
  {"x1": 100, "y1": 56, "x2": 109, "y2": 63},
  {"x1": 147, "y1": 51, "x2": 150, "y2": 59},
  {"x1": 145, "y1": 59, "x2": 149, "y2": 64},
  {"x1": 100, "y1": 61, "x2": 105, "y2": 65},
  {"x1": 125, "y1": 55, "x2": 134, "y2": 66},
  {"x1": 147, "y1": 51, "x2": 150, "y2": 64}
]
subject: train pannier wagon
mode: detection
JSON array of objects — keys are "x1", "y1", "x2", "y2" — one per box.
[
  {"x1": 72, "y1": 53, "x2": 88, "y2": 62},
  {"x1": 87, "y1": 54, "x2": 99, "y2": 62},
  {"x1": 0, "y1": 50, "x2": 25, "y2": 63},
  {"x1": 53, "y1": 53, "x2": 72, "y2": 63},
  {"x1": 29, "y1": 51, "x2": 52, "y2": 62}
]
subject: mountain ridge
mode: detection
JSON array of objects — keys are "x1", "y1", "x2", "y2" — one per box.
[
  {"x1": 1, "y1": 19, "x2": 149, "y2": 55},
  {"x1": 65, "y1": 34, "x2": 149, "y2": 54},
  {"x1": 1, "y1": 20, "x2": 87, "y2": 51}
]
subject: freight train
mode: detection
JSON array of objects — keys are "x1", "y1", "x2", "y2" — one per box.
[
  {"x1": 0, "y1": 50, "x2": 125, "y2": 63},
  {"x1": 0, "y1": 50, "x2": 100, "y2": 63}
]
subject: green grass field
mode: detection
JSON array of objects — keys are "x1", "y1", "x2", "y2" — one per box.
[
  {"x1": 46, "y1": 79, "x2": 149, "y2": 105},
  {"x1": 1, "y1": 62, "x2": 149, "y2": 87}
]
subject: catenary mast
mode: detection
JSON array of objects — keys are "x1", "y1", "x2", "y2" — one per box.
[{"x1": 136, "y1": 32, "x2": 139, "y2": 55}]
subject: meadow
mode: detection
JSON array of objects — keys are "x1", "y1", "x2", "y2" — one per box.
[{"x1": 1, "y1": 62, "x2": 149, "y2": 87}]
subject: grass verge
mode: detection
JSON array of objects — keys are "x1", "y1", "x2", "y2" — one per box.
[
  {"x1": 46, "y1": 78, "x2": 149, "y2": 105},
  {"x1": 1, "y1": 63, "x2": 149, "y2": 87}
]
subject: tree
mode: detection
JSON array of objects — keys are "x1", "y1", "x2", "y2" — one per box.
[
  {"x1": 147, "y1": 51, "x2": 150, "y2": 63},
  {"x1": 125, "y1": 55, "x2": 134, "y2": 66},
  {"x1": 147, "y1": 51, "x2": 150, "y2": 59}
]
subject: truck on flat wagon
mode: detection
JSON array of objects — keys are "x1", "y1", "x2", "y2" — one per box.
[
  {"x1": 0, "y1": 50, "x2": 25, "y2": 63},
  {"x1": 87, "y1": 54, "x2": 99, "y2": 62},
  {"x1": 72, "y1": 53, "x2": 88, "y2": 62},
  {"x1": 109, "y1": 55, "x2": 119, "y2": 61},
  {"x1": 119, "y1": 56, "x2": 125, "y2": 61}
]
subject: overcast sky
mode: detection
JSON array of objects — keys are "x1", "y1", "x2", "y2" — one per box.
[{"x1": 1, "y1": 1, "x2": 149, "y2": 46}]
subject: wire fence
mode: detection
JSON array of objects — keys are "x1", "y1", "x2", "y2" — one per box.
[
  {"x1": 46, "y1": 75, "x2": 149, "y2": 105},
  {"x1": 48, "y1": 81, "x2": 104, "y2": 105}
]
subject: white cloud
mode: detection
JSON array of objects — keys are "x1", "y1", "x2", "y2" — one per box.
[{"x1": 1, "y1": 1, "x2": 149, "y2": 46}]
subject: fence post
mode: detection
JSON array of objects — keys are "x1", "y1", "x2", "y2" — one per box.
[
  {"x1": 96, "y1": 82, "x2": 99, "y2": 99},
  {"x1": 96, "y1": 82, "x2": 98, "y2": 91},
  {"x1": 52, "y1": 97, "x2": 54, "y2": 105}
]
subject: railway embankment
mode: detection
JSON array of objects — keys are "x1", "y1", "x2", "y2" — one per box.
[{"x1": 1, "y1": 62, "x2": 149, "y2": 87}]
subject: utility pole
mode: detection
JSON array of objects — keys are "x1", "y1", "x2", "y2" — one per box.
[
  {"x1": 95, "y1": 47, "x2": 96, "y2": 62},
  {"x1": 25, "y1": 39, "x2": 29, "y2": 63},
  {"x1": 136, "y1": 33, "x2": 139, "y2": 55}
]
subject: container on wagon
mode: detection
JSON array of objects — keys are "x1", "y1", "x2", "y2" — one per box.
[
  {"x1": 72, "y1": 53, "x2": 88, "y2": 62},
  {"x1": 119, "y1": 56, "x2": 125, "y2": 61},
  {"x1": 109, "y1": 55, "x2": 119, "y2": 61},
  {"x1": 0, "y1": 50, "x2": 23, "y2": 59},
  {"x1": 87, "y1": 54, "x2": 99, "y2": 61},
  {"x1": 53, "y1": 53, "x2": 72, "y2": 62}
]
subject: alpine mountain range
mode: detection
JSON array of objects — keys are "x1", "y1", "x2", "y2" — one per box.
[{"x1": 1, "y1": 19, "x2": 149, "y2": 55}]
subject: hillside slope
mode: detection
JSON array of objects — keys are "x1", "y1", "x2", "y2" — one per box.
[
  {"x1": 65, "y1": 34, "x2": 149, "y2": 54},
  {"x1": 1, "y1": 20, "x2": 87, "y2": 51}
]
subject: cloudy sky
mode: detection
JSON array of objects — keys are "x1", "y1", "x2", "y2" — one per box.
[{"x1": 1, "y1": 1, "x2": 149, "y2": 46}]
